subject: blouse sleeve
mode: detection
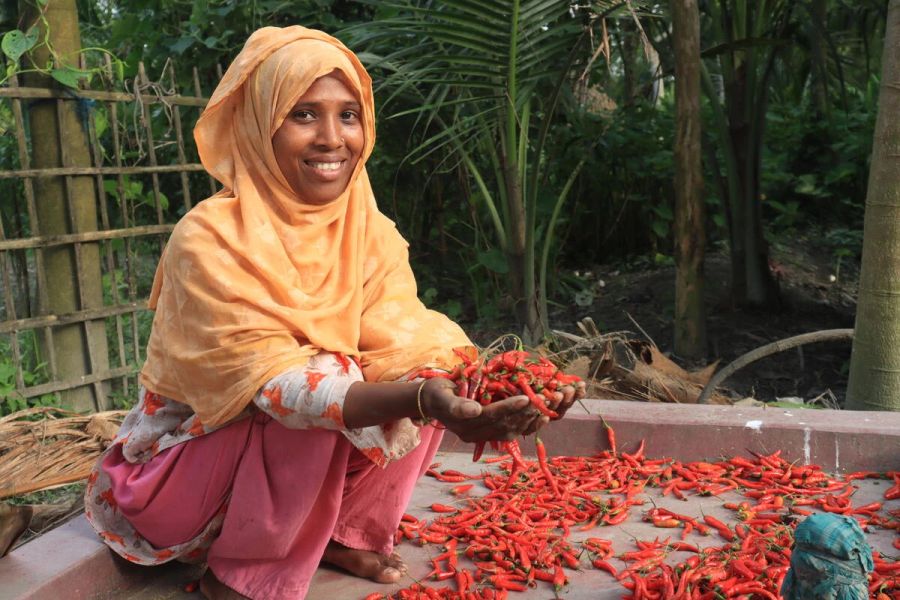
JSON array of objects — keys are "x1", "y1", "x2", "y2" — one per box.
[
  {"x1": 252, "y1": 351, "x2": 406, "y2": 467},
  {"x1": 253, "y1": 352, "x2": 358, "y2": 430}
]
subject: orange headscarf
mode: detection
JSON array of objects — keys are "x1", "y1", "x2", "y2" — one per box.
[{"x1": 139, "y1": 26, "x2": 473, "y2": 427}]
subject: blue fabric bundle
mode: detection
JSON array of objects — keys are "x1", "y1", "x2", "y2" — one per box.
[{"x1": 781, "y1": 513, "x2": 873, "y2": 600}]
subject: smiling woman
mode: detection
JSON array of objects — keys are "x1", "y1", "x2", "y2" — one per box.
[{"x1": 79, "y1": 25, "x2": 581, "y2": 600}]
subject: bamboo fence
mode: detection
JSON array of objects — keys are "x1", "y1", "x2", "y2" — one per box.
[{"x1": 0, "y1": 58, "x2": 219, "y2": 413}]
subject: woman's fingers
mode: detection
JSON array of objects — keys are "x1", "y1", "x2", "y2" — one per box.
[
  {"x1": 550, "y1": 384, "x2": 581, "y2": 419},
  {"x1": 547, "y1": 391, "x2": 564, "y2": 410},
  {"x1": 424, "y1": 379, "x2": 479, "y2": 421},
  {"x1": 523, "y1": 414, "x2": 549, "y2": 436},
  {"x1": 446, "y1": 394, "x2": 482, "y2": 419}
]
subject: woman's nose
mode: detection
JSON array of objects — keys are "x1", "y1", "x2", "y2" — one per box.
[{"x1": 315, "y1": 116, "x2": 343, "y2": 148}]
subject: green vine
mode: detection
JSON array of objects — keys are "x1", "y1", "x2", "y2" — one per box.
[{"x1": 1, "y1": 0, "x2": 125, "y2": 89}]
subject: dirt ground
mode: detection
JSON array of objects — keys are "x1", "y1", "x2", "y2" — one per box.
[{"x1": 466, "y1": 235, "x2": 859, "y2": 406}]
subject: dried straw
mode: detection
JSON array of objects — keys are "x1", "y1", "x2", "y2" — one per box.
[{"x1": 0, "y1": 407, "x2": 126, "y2": 499}]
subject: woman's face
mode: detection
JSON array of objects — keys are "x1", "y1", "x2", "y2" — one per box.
[{"x1": 272, "y1": 73, "x2": 365, "y2": 204}]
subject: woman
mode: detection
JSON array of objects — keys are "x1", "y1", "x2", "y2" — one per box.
[{"x1": 85, "y1": 26, "x2": 581, "y2": 599}]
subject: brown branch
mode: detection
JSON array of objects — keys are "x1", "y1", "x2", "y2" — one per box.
[{"x1": 697, "y1": 329, "x2": 854, "y2": 404}]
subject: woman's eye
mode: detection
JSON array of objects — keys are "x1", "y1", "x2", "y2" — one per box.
[
  {"x1": 341, "y1": 111, "x2": 358, "y2": 121},
  {"x1": 293, "y1": 110, "x2": 313, "y2": 120}
]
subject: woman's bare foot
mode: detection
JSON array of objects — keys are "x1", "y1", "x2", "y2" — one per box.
[
  {"x1": 321, "y1": 540, "x2": 407, "y2": 583},
  {"x1": 200, "y1": 568, "x2": 250, "y2": 600}
]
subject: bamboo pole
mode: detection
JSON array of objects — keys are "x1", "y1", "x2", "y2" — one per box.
[{"x1": 18, "y1": 0, "x2": 108, "y2": 411}]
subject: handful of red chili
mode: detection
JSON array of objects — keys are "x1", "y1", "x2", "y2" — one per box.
[
  {"x1": 414, "y1": 349, "x2": 582, "y2": 465},
  {"x1": 364, "y1": 417, "x2": 899, "y2": 600},
  {"x1": 415, "y1": 349, "x2": 581, "y2": 418}
]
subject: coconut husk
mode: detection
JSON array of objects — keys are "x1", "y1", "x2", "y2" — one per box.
[
  {"x1": 553, "y1": 319, "x2": 732, "y2": 405},
  {"x1": 0, "y1": 407, "x2": 126, "y2": 500}
]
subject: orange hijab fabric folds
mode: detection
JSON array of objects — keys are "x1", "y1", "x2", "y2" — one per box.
[{"x1": 140, "y1": 26, "x2": 473, "y2": 427}]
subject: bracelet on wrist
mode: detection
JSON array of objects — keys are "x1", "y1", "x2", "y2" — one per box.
[{"x1": 416, "y1": 379, "x2": 429, "y2": 422}]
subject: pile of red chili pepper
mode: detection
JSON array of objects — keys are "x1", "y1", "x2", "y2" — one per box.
[{"x1": 362, "y1": 352, "x2": 900, "y2": 600}]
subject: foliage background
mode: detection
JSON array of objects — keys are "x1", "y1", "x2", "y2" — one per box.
[{"x1": 0, "y1": 0, "x2": 887, "y2": 412}]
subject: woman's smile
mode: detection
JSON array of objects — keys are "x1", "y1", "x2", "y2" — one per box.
[
  {"x1": 272, "y1": 72, "x2": 365, "y2": 204},
  {"x1": 303, "y1": 157, "x2": 348, "y2": 181}
]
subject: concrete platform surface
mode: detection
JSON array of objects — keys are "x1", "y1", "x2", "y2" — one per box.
[{"x1": 1, "y1": 400, "x2": 898, "y2": 600}]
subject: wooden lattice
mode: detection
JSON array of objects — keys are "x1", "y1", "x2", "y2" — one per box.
[{"x1": 0, "y1": 58, "x2": 219, "y2": 411}]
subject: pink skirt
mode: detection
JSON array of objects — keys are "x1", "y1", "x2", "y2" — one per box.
[{"x1": 100, "y1": 413, "x2": 442, "y2": 598}]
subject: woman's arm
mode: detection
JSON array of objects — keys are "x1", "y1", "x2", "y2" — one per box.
[
  {"x1": 341, "y1": 380, "x2": 432, "y2": 427},
  {"x1": 344, "y1": 377, "x2": 553, "y2": 442}
]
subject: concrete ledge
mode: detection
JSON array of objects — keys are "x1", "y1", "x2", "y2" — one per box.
[
  {"x1": 0, "y1": 513, "x2": 189, "y2": 600},
  {"x1": 3, "y1": 400, "x2": 898, "y2": 599},
  {"x1": 440, "y1": 399, "x2": 900, "y2": 473}
]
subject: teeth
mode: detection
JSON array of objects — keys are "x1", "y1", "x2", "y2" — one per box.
[{"x1": 308, "y1": 161, "x2": 342, "y2": 171}]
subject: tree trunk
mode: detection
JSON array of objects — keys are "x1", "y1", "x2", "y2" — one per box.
[
  {"x1": 19, "y1": 0, "x2": 110, "y2": 411},
  {"x1": 501, "y1": 148, "x2": 542, "y2": 343},
  {"x1": 725, "y1": 64, "x2": 778, "y2": 307},
  {"x1": 809, "y1": 0, "x2": 830, "y2": 116},
  {"x1": 619, "y1": 21, "x2": 638, "y2": 107},
  {"x1": 846, "y1": 0, "x2": 900, "y2": 411},
  {"x1": 672, "y1": 0, "x2": 707, "y2": 359}
]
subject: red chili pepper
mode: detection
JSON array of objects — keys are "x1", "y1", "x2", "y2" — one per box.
[
  {"x1": 513, "y1": 374, "x2": 558, "y2": 418},
  {"x1": 591, "y1": 558, "x2": 618, "y2": 576},
  {"x1": 552, "y1": 565, "x2": 567, "y2": 590},
  {"x1": 451, "y1": 484, "x2": 474, "y2": 496},
  {"x1": 472, "y1": 441, "x2": 486, "y2": 463},
  {"x1": 534, "y1": 437, "x2": 561, "y2": 497}
]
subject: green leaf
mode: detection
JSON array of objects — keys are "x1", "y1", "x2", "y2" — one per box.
[
  {"x1": 128, "y1": 178, "x2": 143, "y2": 198},
  {"x1": 476, "y1": 248, "x2": 509, "y2": 274},
  {"x1": 170, "y1": 36, "x2": 194, "y2": 55},
  {"x1": 25, "y1": 26, "x2": 38, "y2": 48},
  {"x1": 2, "y1": 29, "x2": 36, "y2": 62},
  {"x1": 420, "y1": 287, "x2": 438, "y2": 305},
  {"x1": 93, "y1": 108, "x2": 108, "y2": 139},
  {"x1": 0, "y1": 361, "x2": 15, "y2": 383},
  {"x1": 712, "y1": 213, "x2": 726, "y2": 229},
  {"x1": 652, "y1": 204, "x2": 673, "y2": 220},
  {"x1": 442, "y1": 299, "x2": 462, "y2": 320},
  {"x1": 651, "y1": 220, "x2": 669, "y2": 239},
  {"x1": 50, "y1": 67, "x2": 86, "y2": 89},
  {"x1": 103, "y1": 179, "x2": 120, "y2": 196}
]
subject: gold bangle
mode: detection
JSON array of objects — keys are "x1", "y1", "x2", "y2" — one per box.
[{"x1": 416, "y1": 379, "x2": 430, "y2": 422}]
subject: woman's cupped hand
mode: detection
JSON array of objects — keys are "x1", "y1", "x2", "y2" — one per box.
[{"x1": 419, "y1": 377, "x2": 585, "y2": 443}]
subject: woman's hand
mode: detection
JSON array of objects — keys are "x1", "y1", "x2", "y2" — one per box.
[
  {"x1": 547, "y1": 380, "x2": 587, "y2": 420},
  {"x1": 514, "y1": 380, "x2": 586, "y2": 434},
  {"x1": 420, "y1": 378, "x2": 543, "y2": 443}
]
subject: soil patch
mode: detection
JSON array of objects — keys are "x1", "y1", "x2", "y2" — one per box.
[{"x1": 464, "y1": 235, "x2": 858, "y2": 404}]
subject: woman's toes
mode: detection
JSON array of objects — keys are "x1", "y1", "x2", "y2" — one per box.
[
  {"x1": 373, "y1": 565, "x2": 402, "y2": 584},
  {"x1": 380, "y1": 553, "x2": 407, "y2": 579},
  {"x1": 323, "y1": 541, "x2": 408, "y2": 583}
]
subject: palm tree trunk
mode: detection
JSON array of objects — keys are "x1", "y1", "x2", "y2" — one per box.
[
  {"x1": 672, "y1": 0, "x2": 707, "y2": 359},
  {"x1": 846, "y1": 0, "x2": 900, "y2": 411}
]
